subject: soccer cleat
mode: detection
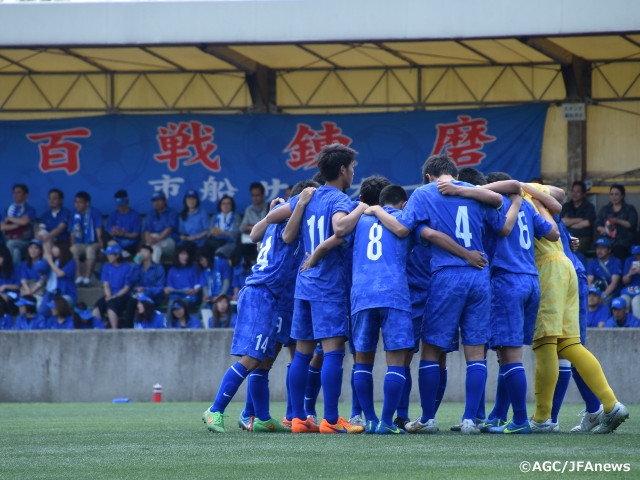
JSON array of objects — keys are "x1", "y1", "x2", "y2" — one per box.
[
  {"x1": 291, "y1": 417, "x2": 319, "y2": 434},
  {"x1": 393, "y1": 417, "x2": 410, "y2": 430},
  {"x1": 570, "y1": 406, "x2": 603, "y2": 433},
  {"x1": 477, "y1": 418, "x2": 506, "y2": 433},
  {"x1": 365, "y1": 420, "x2": 377, "y2": 434},
  {"x1": 252, "y1": 417, "x2": 288, "y2": 433},
  {"x1": 348, "y1": 414, "x2": 365, "y2": 427},
  {"x1": 593, "y1": 402, "x2": 629, "y2": 434},
  {"x1": 490, "y1": 420, "x2": 532, "y2": 434},
  {"x1": 319, "y1": 417, "x2": 365, "y2": 434},
  {"x1": 282, "y1": 417, "x2": 292, "y2": 429},
  {"x1": 405, "y1": 416, "x2": 438, "y2": 434},
  {"x1": 306, "y1": 414, "x2": 317, "y2": 425},
  {"x1": 376, "y1": 420, "x2": 405, "y2": 435},
  {"x1": 460, "y1": 419, "x2": 480, "y2": 435},
  {"x1": 203, "y1": 409, "x2": 226, "y2": 433},
  {"x1": 451, "y1": 417, "x2": 483, "y2": 432},
  {"x1": 237, "y1": 412, "x2": 253, "y2": 431},
  {"x1": 551, "y1": 421, "x2": 559, "y2": 432},
  {"x1": 530, "y1": 417, "x2": 555, "y2": 433}
]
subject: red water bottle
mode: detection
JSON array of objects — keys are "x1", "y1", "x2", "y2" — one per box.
[{"x1": 153, "y1": 383, "x2": 162, "y2": 403}]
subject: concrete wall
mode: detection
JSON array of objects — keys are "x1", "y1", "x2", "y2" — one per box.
[{"x1": 1, "y1": 329, "x2": 638, "y2": 404}]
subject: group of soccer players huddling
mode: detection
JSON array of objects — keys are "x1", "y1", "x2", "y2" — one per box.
[{"x1": 202, "y1": 144, "x2": 629, "y2": 436}]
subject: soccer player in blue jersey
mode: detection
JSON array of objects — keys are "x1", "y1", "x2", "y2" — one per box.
[{"x1": 202, "y1": 185, "x2": 314, "y2": 434}]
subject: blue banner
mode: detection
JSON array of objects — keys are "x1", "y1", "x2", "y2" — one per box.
[{"x1": 0, "y1": 104, "x2": 547, "y2": 217}]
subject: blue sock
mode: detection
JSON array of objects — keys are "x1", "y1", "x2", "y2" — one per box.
[
  {"x1": 462, "y1": 361, "x2": 487, "y2": 421},
  {"x1": 285, "y1": 362, "x2": 293, "y2": 421},
  {"x1": 248, "y1": 369, "x2": 270, "y2": 421},
  {"x1": 502, "y1": 363, "x2": 527, "y2": 425},
  {"x1": 290, "y1": 351, "x2": 313, "y2": 420},
  {"x1": 434, "y1": 367, "x2": 448, "y2": 414},
  {"x1": 475, "y1": 359, "x2": 487, "y2": 420},
  {"x1": 321, "y1": 350, "x2": 345, "y2": 424},
  {"x1": 353, "y1": 363, "x2": 377, "y2": 424},
  {"x1": 418, "y1": 360, "x2": 440, "y2": 422},
  {"x1": 304, "y1": 365, "x2": 321, "y2": 417},
  {"x1": 551, "y1": 360, "x2": 572, "y2": 423},
  {"x1": 381, "y1": 366, "x2": 406, "y2": 425},
  {"x1": 242, "y1": 387, "x2": 255, "y2": 418},
  {"x1": 396, "y1": 367, "x2": 412, "y2": 419},
  {"x1": 489, "y1": 370, "x2": 510, "y2": 422},
  {"x1": 571, "y1": 365, "x2": 601, "y2": 413},
  {"x1": 350, "y1": 364, "x2": 363, "y2": 418},
  {"x1": 211, "y1": 361, "x2": 249, "y2": 413}
]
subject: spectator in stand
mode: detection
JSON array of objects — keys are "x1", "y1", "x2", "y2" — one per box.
[
  {"x1": 92, "y1": 243, "x2": 131, "y2": 329},
  {"x1": 45, "y1": 296, "x2": 74, "y2": 330},
  {"x1": 206, "y1": 195, "x2": 241, "y2": 261},
  {"x1": 197, "y1": 248, "x2": 232, "y2": 326},
  {"x1": 178, "y1": 189, "x2": 209, "y2": 254},
  {"x1": 596, "y1": 184, "x2": 638, "y2": 261},
  {"x1": 133, "y1": 294, "x2": 165, "y2": 329},
  {"x1": 620, "y1": 245, "x2": 640, "y2": 317},
  {"x1": 168, "y1": 299, "x2": 202, "y2": 329},
  {"x1": 587, "y1": 237, "x2": 622, "y2": 306},
  {"x1": 38, "y1": 239, "x2": 77, "y2": 317},
  {"x1": 69, "y1": 191, "x2": 104, "y2": 287},
  {"x1": 231, "y1": 254, "x2": 255, "y2": 301},
  {"x1": 0, "y1": 243, "x2": 20, "y2": 314},
  {"x1": 239, "y1": 182, "x2": 268, "y2": 261},
  {"x1": 73, "y1": 302, "x2": 105, "y2": 329},
  {"x1": 602, "y1": 297, "x2": 640, "y2": 328},
  {"x1": 586, "y1": 286, "x2": 609, "y2": 328},
  {"x1": 1, "y1": 183, "x2": 37, "y2": 266},
  {"x1": 12, "y1": 295, "x2": 46, "y2": 330},
  {"x1": 210, "y1": 294, "x2": 237, "y2": 328},
  {"x1": 19, "y1": 239, "x2": 45, "y2": 303},
  {"x1": 561, "y1": 181, "x2": 596, "y2": 256},
  {"x1": 105, "y1": 189, "x2": 141, "y2": 258},
  {"x1": 123, "y1": 244, "x2": 166, "y2": 329},
  {"x1": 35, "y1": 188, "x2": 71, "y2": 248},
  {"x1": 0, "y1": 299, "x2": 12, "y2": 330},
  {"x1": 164, "y1": 244, "x2": 201, "y2": 309},
  {"x1": 144, "y1": 191, "x2": 179, "y2": 264}
]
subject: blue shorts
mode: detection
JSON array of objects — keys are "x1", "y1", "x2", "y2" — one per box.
[
  {"x1": 291, "y1": 298, "x2": 348, "y2": 341},
  {"x1": 489, "y1": 273, "x2": 540, "y2": 348},
  {"x1": 422, "y1": 267, "x2": 490, "y2": 350},
  {"x1": 273, "y1": 309, "x2": 293, "y2": 345},
  {"x1": 410, "y1": 315, "x2": 422, "y2": 353},
  {"x1": 230, "y1": 285, "x2": 278, "y2": 361},
  {"x1": 351, "y1": 307, "x2": 414, "y2": 352},
  {"x1": 409, "y1": 286, "x2": 428, "y2": 322}
]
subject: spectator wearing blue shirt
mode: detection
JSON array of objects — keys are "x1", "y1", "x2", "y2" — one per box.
[
  {"x1": 45, "y1": 296, "x2": 74, "y2": 330},
  {"x1": 586, "y1": 286, "x2": 610, "y2": 328},
  {"x1": 603, "y1": 297, "x2": 640, "y2": 328},
  {"x1": 73, "y1": 302, "x2": 105, "y2": 329},
  {"x1": 35, "y1": 188, "x2": 71, "y2": 246},
  {"x1": 19, "y1": 239, "x2": 45, "y2": 302},
  {"x1": 92, "y1": 243, "x2": 131, "y2": 329},
  {"x1": 209, "y1": 294, "x2": 237, "y2": 328},
  {"x1": 197, "y1": 249, "x2": 231, "y2": 325},
  {"x1": 0, "y1": 300, "x2": 13, "y2": 330},
  {"x1": 178, "y1": 189, "x2": 209, "y2": 252},
  {"x1": 231, "y1": 254, "x2": 255, "y2": 301},
  {"x1": 0, "y1": 243, "x2": 20, "y2": 314},
  {"x1": 164, "y1": 244, "x2": 201, "y2": 308},
  {"x1": 69, "y1": 191, "x2": 104, "y2": 287},
  {"x1": 134, "y1": 294, "x2": 165, "y2": 329},
  {"x1": 144, "y1": 191, "x2": 179, "y2": 264},
  {"x1": 206, "y1": 195, "x2": 241, "y2": 261},
  {"x1": 105, "y1": 190, "x2": 142, "y2": 258},
  {"x1": 587, "y1": 237, "x2": 622, "y2": 307},
  {"x1": 122, "y1": 244, "x2": 166, "y2": 328},
  {"x1": 1, "y1": 184, "x2": 37, "y2": 266},
  {"x1": 13, "y1": 295, "x2": 46, "y2": 330},
  {"x1": 37, "y1": 239, "x2": 77, "y2": 317},
  {"x1": 168, "y1": 299, "x2": 202, "y2": 329},
  {"x1": 620, "y1": 245, "x2": 640, "y2": 318}
]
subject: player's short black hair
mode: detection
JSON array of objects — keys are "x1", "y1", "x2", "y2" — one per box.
[
  {"x1": 458, "y1": 167, "x2": 487, "y2": 186},
  {"x1": 486, "y1": 171, "x2": 512, "y2": 183},
  {"x1": 290, "y1": 180, "x2": 320, "y2": 198},
  {"x1": 311, "y1": 171, "x2": 326, "y2": 186},
  {"x1": 422, "y1": 153, "x2": 457, "y2": 182},
  {"x1": 359, "y1": 175, "x2": 391, "y2": 206},
  {"x1": 317, "y1": 143, "x2": 357, "y2": 182},
  {"x1": 379, "y1": 184, "x2": 408, "y2": 207}
]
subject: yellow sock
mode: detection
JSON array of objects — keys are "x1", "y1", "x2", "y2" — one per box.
[
  {"x1": 558, "y1": 342, "x2": 617, "y2": 412},
  {"x1": 532, "y1": 341, "x2": 558, "y2": 422}
]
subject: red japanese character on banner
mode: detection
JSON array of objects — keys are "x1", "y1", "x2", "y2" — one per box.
[
  {"x1": 285, "y1": 121, "x2": 352, "y2": 170},
  {"x1": 430, "y1": 115, "x2": 496, "y2": 167},
  {"x1": 154, "y1": 120, "x2": 221, "y2": 172},
  {"x1": 26, "y1": 128, "x2": 91, "y2": 175}
]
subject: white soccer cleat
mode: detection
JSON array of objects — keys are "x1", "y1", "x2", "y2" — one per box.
[
  {"x1": 593, "y1": 402, "x2": 629, "y2": 434},
  {"x1": 570, "y1": 405, "x2": 603, "y2": 433},
  {"x1": 460, "y1": 418, "x2": 480, "y2": 435},
  {"x1": 405, "y1": 416, "x2": 438, "y2": 434}
]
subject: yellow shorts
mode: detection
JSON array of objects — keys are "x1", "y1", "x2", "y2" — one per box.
[{"x1": 534, "y1": 252, "x2": 580, "y2": 340}]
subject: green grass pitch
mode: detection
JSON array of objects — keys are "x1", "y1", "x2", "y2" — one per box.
[{"x1": 0, "y1": 402, "x2": 637, "y2": 479}]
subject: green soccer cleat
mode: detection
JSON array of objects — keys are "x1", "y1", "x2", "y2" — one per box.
[
  {"x1": 252, "y1": 417, "x2": 288, "y2": 433},
  {"x1": 203, "y1": 409, "x2": 226, "y2": 433},
  {"x1": 376, "y1": 420, "x2": 405, "y2": 435}
]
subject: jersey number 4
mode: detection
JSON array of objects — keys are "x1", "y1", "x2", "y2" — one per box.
[{"x1": 455, "y1": 206, "x2": 473, "y2": 247}]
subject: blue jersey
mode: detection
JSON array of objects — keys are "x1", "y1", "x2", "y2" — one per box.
[
  {"x1": 350, "y1": 206, "x2": 410, "y2": 314},
  {"x1": 290, "y1": 186, "x2": 353, "y2": 301},
  {"x1": 407, "y1": 230, "x2": 432, "y2": 319},
  {"x1": 166, "y1": 264, "x2": 200, "y2": 292},
  {"x1": 0, "y1": 313, "x2": 12, "y2": 330},
  {"x1": 13, "y1": 313, "x2": 46, "y2": 330},
  {"x1": 101, "y1": 262, "x2": 131, "y2": 292},
  {"x1": 587, "y1": 304, "x2": 610, "y2": 328},
  {"x1": 169, "y1": 315, "x2": 202, "y2": 329},
  {"x1": 69, "y1": 207, "x2": 103, "y2": 244},
  {"x1": 603, "y1": 313, "x2": 640, "y2": 328},
  {"x1": 107, "y1": 208, "x2": 142, "y2": 248},
  {"x1": 398, "y1": 181, "x2": 505, "y2": 273},
  {"x1": 491, "y1": 195, "x2": 551, "y2": 275},
  {"x1": 178, "y1": 208, "x2": 209, "y2": 247},
  {"x1": 39, "y1": 207, "x2": 71, "y2": 242},
  {"x1": 144, "y1": 206, "x2": 179, "y2": 242},
  {"x1": 46, "y1": 315, "x2": 74, "y2": 329},
  {"x1": 135, "y1": 311, "x2": 166, "y2": 329},
  {"x1": 587, "y1": 256, "x2": 622, "y2": 281},
  {"x1": 199, "y1": 257, "x2": 232, "y2": 297},
  {"x1": 558, "y1": 218, "x2": 586, "y2": 277},
  {"x1": 127, "y1": 262, "x2": 166, "y2": 304},
  {"x1": 20, "y1": 260, "x2": 42, "y2": 282}
]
